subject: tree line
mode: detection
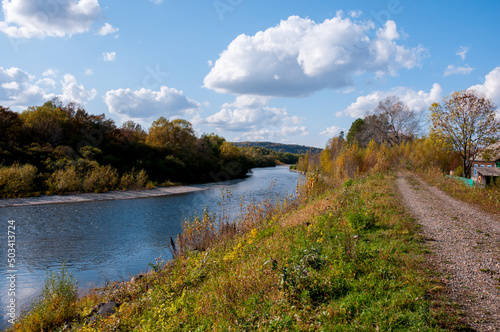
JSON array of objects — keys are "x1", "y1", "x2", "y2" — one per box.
[
  {"x1": 298, "y1": 90, "x2": 500, "y2": 180},
  {"x1": 0, "y1": 99, "x2": 295, "y2": 198}
]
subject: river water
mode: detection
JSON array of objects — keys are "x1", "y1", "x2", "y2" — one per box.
[{"x1": 0, "y1": 166, "x2": 300, "y2": 328}]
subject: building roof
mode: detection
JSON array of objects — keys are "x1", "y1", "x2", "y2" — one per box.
[
  {"x1": 477, "y1": 167, "x2": 500, "y2": 177},
  {"x1": 476, "y1": 142, "x2": 500, "y2": 162}
]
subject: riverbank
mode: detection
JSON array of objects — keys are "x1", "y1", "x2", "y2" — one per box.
[
  {"x1": 0, "y1": 184, "x2": 212, "y2": 208},
  {"x1": 11, "y1": 173, "x2": 469, "y2": 331}
]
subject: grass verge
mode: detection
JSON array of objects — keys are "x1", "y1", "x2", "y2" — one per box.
[{"x1": 418, "y1": 169, "x2": 500, "y2": 216}]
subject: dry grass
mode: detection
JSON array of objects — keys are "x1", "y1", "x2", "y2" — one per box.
[{"x1": 418, "y1": 168, "x2": 500, "y2": 216}]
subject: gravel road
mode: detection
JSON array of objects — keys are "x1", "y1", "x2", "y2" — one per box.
[{"x1": 396, "y1": 172, "x2": 500, "y2": 332}]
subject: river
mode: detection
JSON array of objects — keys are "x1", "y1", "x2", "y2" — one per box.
[{"x1": 0, "y1": 166, "x2": 300, "y2": 328}]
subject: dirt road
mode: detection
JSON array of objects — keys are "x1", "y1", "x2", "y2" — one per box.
[{"x1": 396, "y1": 172, "x2": 500, "y2": 331}]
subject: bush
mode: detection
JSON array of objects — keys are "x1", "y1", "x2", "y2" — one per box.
[
  {"x1": 47, "y1": 166, "x2": 82, "y2": 193},
  {"x1": 120, "y1": 169, "x2": 149, "y2": 190},
  {"x1": 347, "y1": 211, "x2": 376, "y2": 231},
  {"x1": 82, "y1": 165, "x2": 119, "y2": 193},
  {"x1": 0, "y1": 163, "x2": 38, "y2": 197},
  {"x1": 135, "y1": 169, "x2": 148, "y2": 187},
  {"x1": 15, "y1": 265, "x2": 78, "y2": 332}
]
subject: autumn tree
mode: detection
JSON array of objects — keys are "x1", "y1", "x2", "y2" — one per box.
[
  {"x1": 372, "y1": 96, "x2": 422, "y2": 146},
  {"x1": 430, "y1": 90, "x2": 500, "y2": 178}
]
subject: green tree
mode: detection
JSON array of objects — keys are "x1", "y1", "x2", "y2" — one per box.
[
  {"x1": 430, "y1": 90, "x2": 500, "y2": 178},
  {"x1": 346, "y1": 118, "x2": 364, "y2": 145},
  {"x1": 146, "y1": 117, "x2": 197, "y2": 153},
  {"x1": 20, "y1": 103, "x2": 70, "y2": 146}
]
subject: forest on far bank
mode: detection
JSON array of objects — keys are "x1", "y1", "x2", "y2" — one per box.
[{"x1": 0, "y1": 99, "x2": 301, "y2": 198}]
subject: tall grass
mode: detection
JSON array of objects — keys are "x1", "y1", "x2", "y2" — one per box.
[
  {"x1": 13, "y1": 265, "x2": 78, "y2": 332},
  {"x1": 419, "y1": 167, "x2": 500, "y2": 215}
]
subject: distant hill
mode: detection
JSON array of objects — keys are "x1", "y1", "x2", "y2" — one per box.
[{"x1": 233, "y1": 141, "x2": 323, "y2": 155}]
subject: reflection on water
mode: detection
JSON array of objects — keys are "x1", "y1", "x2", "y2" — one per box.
[{"x1": 0, "y1": 166, "x2": 300, "y2": 327}]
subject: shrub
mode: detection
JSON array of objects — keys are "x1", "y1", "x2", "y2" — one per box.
[
  {"x1": 15, "y1": 265, "x2": 78, "y2": 332},
  {"x1": 47, "y1": 166, "x2": 82, "y2": 193},
  {"x1": 82, "y1": 165, "x2": 119, "y2": 193},
  {"x1": 119, "y1": 172, "x2": 136, "y2": 190},
  {"x1": 135, "y1": 169, "x2": 148, "y2": 188},
  {"x1": 347, "y1": 211, "x2": 376, "y2": 231},
  {"x1": 0, "y1": 163, "x2": 38, "y2": 197},
  {"x1": 120, "y1": 169, "x2": 149, "y2": 190}
]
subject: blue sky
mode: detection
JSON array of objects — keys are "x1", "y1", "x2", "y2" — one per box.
[{"x1": 0, "y1": 0, "x2": 499, "y2": 148}]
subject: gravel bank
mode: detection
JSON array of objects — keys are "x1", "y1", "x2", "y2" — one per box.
[
  {"x1": 396, "y1": 172, "x2": 500, "y2": 331},
  {"x1": 0, "y1": 184, "x2": 215, "y2": 208}
]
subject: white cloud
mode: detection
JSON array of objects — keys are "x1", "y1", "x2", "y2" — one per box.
[
  {"x1": 456, "y1": 46, "x2": 469, "y2": 61},
  {"x1": 0, "y1": 66, "x2": 54, "y2": 107},
  {"x1": 0, "y1": 0, "x2": 101, "y2": 38},
  {"x1": 59, "y1": 74, "x2": 97, "y2": 104},
  {"x1": 0, "y1": 66, "x2": 98, "y2": 108},
  {"x1": 337, "y1": 83, "x2": 442, "y2": 118},
  {"x1": 469, "y1": 67, "x2": 500, "y2": 105},
  {"x1": 204, "y1": 14, "x2": 425, "y2": 97},
  {"x1": 36, "y1": 77, "x2": 56, "y2": 87},
  {"x1": 97, "y1": 23, "x2": 118, "y2": 36},
  {"x1": 104, "y1": 86, "x2": 201, "y2": 121},
  {"x1": 42, "y1": 69, "x2": 57, "y2": 77},
  {"x1": 200, "y1": 95, "x2": 307, "y2": 141},
  {"x1": 84, "y1": 68, "x2": 94, "y2": 75},
  {"x1": 1, "y1": 81, "x2": 19, "y2": 90},
  {"x1": 349, "y1": 10, "x2": 362, "y2": 18},
  {"x1": 280, "y1": 126, "x2": 308, "y2": 136},
  {"x1": 240, "y1": 126, "x2": 308, "y2": 141},
  {"x1": 320, "y1": 125, "x2": 342, "y2": 137},
  {"x1": 103, "y1": 51, "x2": 116, "y2": 62},
  {"x1": 202, "y1": 95, "x2": 303, "y2": 132},
  {"x1": 443, "y1": 64, "x2": 474, "y2": 77}
]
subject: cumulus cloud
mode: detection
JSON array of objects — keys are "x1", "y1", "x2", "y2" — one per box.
[
  {"x1": 84, "y1": 68, "x2": 94, "y2": 75},
  {"x1": 0, "y1": 0, "x2": 101, "y2": 38},
  {"x1": 239, "y1": 126, "x2": 308, "y2": 141},
  {"x1": 202, "y1": 95, "x2": 303, "y2": 131},
  {"x1": 59, "y1": 74, "x2": 97, "y2": 104},
  {"x1": 103, "y1": 51, "x2": 116, "y2": 62},
  {"x1": 320, "y1": 125, "x2": 343, "y2": 137},
  {"x1": 469, "y1": 66, "x2": 500, "y2": 105},
  {"x1": 200, "y1": 95, "x2": 308, "y2": 141},
  {"x1": 36, "y1": 77, "x2": 56, "y2": 87},
  {"x1": 456, "y1": 46, "x2": 469, "y2": 61},
  {"x1": 443, "y1": 64, "x2": 474, "y2": 77},
  {"x1": 337, "y1": 83, "x2": 442, "y2": 118},
  {"x1": 0, "y1": 66, "x2": 54, "y2": 107},
  {"x1": 1, "y1": 66, "x2": 100, "y2": 108},
  {"x1": 42, "y1": 69, "x2": 57, "y2": 77},
  {"x1": 97, "y1": 23, "x2": 118, "y2": 36},
  {"x1": 204, "y1": 14, "x2": 425, "y2": 97},
  {"x1": 104, "y1": 86, "x2": 202, "y2": 121}
]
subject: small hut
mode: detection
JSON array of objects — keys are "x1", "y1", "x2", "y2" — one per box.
[{"x1": 472, "y1": 142, "x2": 500, "y2": 187}]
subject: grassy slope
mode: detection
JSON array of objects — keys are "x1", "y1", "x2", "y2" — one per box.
[{"x1": 14, "y1": 173, "x2": 468, "y2": 331}]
